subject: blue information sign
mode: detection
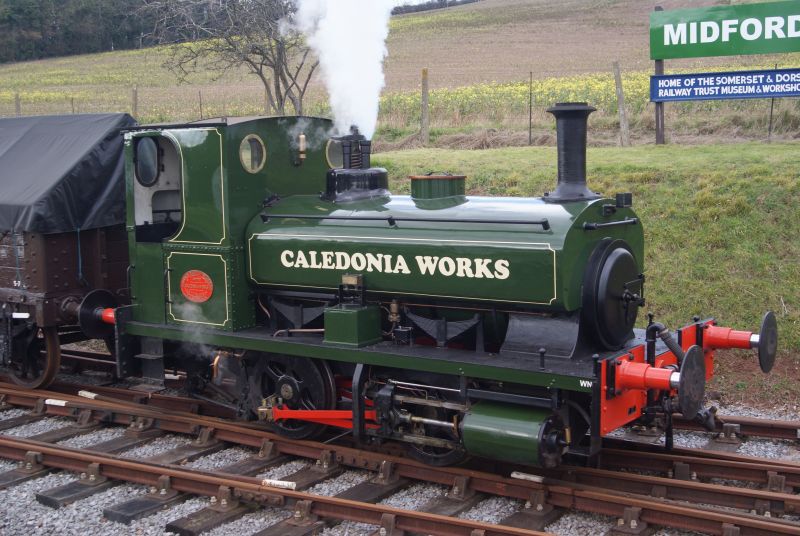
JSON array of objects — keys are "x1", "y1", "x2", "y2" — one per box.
[{"x1": 650, "y1": 67, "x2": 800, "y2": 102}]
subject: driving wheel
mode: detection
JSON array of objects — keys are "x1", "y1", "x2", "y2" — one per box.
[{"x1": 248, "y1": 355, "x2": 335, "y2": 440}]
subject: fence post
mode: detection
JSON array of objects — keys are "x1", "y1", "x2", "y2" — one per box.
[
  {"x1": 14, "y1": 93, "x2": 20, "y2": 116},
  {"x1": 71, "y1": 97, "x2": 75, "y2": 114},
  {"x1": 132, "y1": 86, "x2": 138, "y2": 118},
  {"x1": 420, "y1": 68, "x2": 430, "y2": 146},
  {"x1": 528, "y1": 71, "x2": 533, "y2": 146},
  {"x1": 199, "y1": 90, "x2": 204, "y2": 119},
  {"x1": 654, "y1": 6, "x2": 666, "y2": 145},
  {"x1": 612, "y1": 61, "x2": 630, "y2": 147},
  {"x1": 767, "y1": 63, "x2": 778, "y2": 143}
]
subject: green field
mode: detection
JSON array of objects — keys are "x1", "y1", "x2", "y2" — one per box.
[
  {"x1": 2, "y1": 0, "x2": 800, "y2": 142},
  {"x1": 375, "y1": 142, "x2": 800, "y2": 350}
]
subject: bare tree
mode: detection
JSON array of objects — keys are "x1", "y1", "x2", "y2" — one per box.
[{"x1": 142, "y1": 0, "x2": 317, "y2": 115}]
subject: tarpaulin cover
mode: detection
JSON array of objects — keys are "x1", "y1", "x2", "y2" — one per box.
[{"x1": 0, "y1": 113, "x2": 136, "y2": 234}]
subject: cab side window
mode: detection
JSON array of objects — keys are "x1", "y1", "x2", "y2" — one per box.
[{"x1": 133, "y1": 136, "x2": 183, "y2": 242}]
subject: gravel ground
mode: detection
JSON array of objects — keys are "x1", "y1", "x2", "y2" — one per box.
[
  {"x1": 127, "y1": 495, "x2": 208, "y2": 535},
  {"x1": 608, "y1": 426, "x2": 713, "y2": 449},
  {"x1": 459, "y1": 496, "x2": 521, "y2": 524},
  {"x1": 383, "y1": 482, "x2": 445, "y2": 509},
  {"x1": 187, "y1": 447, "x2": 253, "y2": 470},
  {"x1": 320, "y1": 523, "x2": 375, "y2": 536},
  {"x1": 0, "y1": 472, "x2": 79, "y2": 535},
  {"x1": 0, "y1": 458, "x2": 18, "y2": 472},
  {"x1": 544, "y1": 512, "x2": 702, "y2": 536},
  {"x1": 716, "y1": 403, "x2": 800, "y2": 421},
  {"x1": 0, "y1": 408, "x2": 29, "y2": 420},
  {"x1": 737, "y1": 438, "x2": 791, "y2": 459},
  {"x1": 545, "y1": 511, "x2": 704, "y2": 536},
  {"x1": 306, "y1": 470, "x2": 370, "y2": 496},
  {"x1": 120, "y1": 434, "x2": 192, "y2": 459},
  {"x1": 322, "y1": 482, "x2": 446, "y2": 536},
  {"x1": 256, "y1": 460, "x2": 309, "y2": 481},
  {"x1": 203, "y1": 508, "x2": 290, "y2": 536},
  {"x1": 3, "y1": 417, "x2": 71, "y2": 437},
  {"x1": 672, "y1": 430, "x2": 711, "y2": 449},
  {"x1": 56, "y1": 371, "x2": 114, "y2": 386},
  {"x1": 545, "y1": 511, "x2": 615, "y2": 536},
  {"x1": 57, "y1": 427, "x2": 127, "y2": 449}
]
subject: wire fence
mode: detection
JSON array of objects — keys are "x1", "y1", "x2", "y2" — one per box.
[{"x1": 1, "y1": 68, "x2": 798, "y2": 143}]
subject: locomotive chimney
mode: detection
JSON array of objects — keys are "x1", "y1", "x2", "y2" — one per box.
[
  {"x1": 342, "y1": 139, "x2": 353, "y2": 169},
  {"x1": 359, "y1": 139, "x2": 371, "y2": 169},
  {"x1": 544, "y1": 102, "x2": 601, "y2": 203},
  {"x1": 340, "y1": 125, "x2": 371, "y2": 169}
]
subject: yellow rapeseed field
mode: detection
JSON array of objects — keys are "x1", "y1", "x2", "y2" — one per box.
[{"x1": 377, "y1": 57, "x2": 800, "y2": 131}]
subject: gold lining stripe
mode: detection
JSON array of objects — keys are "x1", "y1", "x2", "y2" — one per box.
[
  {"x1": 167, "y1": 128, "x2": 227, "y2": 245},
  {"x1": 166, "y1": 252, "x2": 230, "y2": 327}
]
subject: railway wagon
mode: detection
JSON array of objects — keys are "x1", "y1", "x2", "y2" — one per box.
[
  {"x1": 0, "y1": 113, "x2": 135, "y2": 388},
  {"x1": 74, "y1": 104, "x2": 778, "y2": 467}
]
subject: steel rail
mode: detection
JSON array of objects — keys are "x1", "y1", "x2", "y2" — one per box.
[
  {"x1": 48, "y1": 379, "x2": 234, "y2": 419},
  {"x1": 0, "y1": 384, "x2": 797, "y2": 535},
  {"x1": 600, "y1": 447, "x2": 800, "y2": 489},
  {"x1": 673, "y1": 413, "x2": 800, "y2": 442},
  {"x1": 604, "y1": 437, "x2": 800, "y2": 470},
  {"x1": 0, "y1": 374, "x2": 235, "y2": 419},
  {"x1": 0, "y1": 435, "x2": 548, "y2": 536},
  {"x1": 546, "y1": 464, "x2": 800, "y2": 516},
  {"x1": 55, "y1": 348, "x2": 116, "y2": 373}
]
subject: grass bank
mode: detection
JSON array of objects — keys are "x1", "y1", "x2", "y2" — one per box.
[{"x1": 373, "y1": 143, "x2": 800, "y2": 353}]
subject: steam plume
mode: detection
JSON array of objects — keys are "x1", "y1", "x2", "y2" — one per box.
[{"x1": 295, "y1": 0, "x2": 394, "y2": 139}]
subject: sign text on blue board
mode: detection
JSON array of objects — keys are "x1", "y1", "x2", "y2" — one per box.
[{"x1": 650, "y1": 67, "x2": 800, "y2": 102}]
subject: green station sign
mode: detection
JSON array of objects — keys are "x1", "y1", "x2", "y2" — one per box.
[{"x1": 650, "y1": 1, "x2": 800, "y2": 60}]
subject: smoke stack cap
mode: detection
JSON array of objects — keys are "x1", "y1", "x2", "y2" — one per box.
[{"x1": 546, "y1": 102, "x2": 596, "y2": 114}]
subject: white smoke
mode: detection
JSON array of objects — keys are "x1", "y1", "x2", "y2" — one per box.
[{"x1": 295, "y1": 0, "x2": 395, "y2": 139}]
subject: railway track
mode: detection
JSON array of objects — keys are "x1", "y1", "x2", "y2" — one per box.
[
  {"x1": 50, "y1": 348, "x2": 800, "y2": 444},
  {"x1": 0, "y1": 383, "x2": 798, "y2": 535}
]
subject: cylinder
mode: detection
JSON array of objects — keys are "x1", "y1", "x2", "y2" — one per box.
[
  {"x1": 461, "y1": 402, "x2": 564, "y2": 467},
  {"x1": 544, "y1": 102, "x2": 601, "y2": 203}
]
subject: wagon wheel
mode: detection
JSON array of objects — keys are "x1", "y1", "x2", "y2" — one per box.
[
  {"x1": 9, "y1": 326, "x2": 61, "y2": 389},
  {"x1": 248, "y1": 355, "x2": 335, "y2": 440}
]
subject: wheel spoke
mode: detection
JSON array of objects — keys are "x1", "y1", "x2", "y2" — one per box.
[{"x1": 247, "y1": 355, "x2": 335, "y2": 440}]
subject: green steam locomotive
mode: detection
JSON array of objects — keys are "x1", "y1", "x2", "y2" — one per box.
[{"x1": 71, "y1": 103, "x2": 776, "y2": 467}]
